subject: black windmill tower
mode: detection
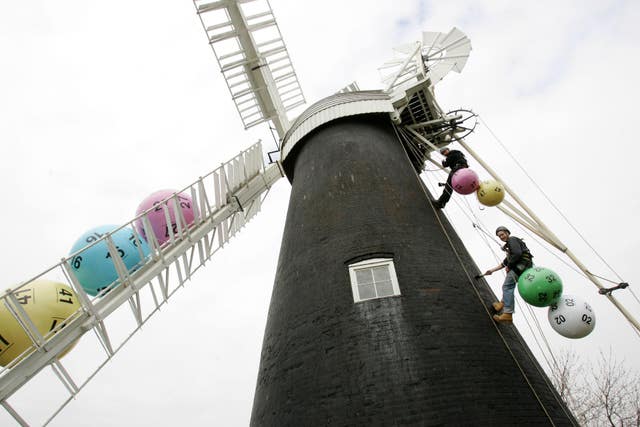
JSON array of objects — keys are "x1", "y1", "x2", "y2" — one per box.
[{"x1": 193, "y1": 3, "x2": 579, "y2": 425}]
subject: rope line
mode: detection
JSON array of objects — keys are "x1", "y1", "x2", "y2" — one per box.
[
  {"x1": 511, "y1": 219, "x2": 640, "y2": 310},
  {"x1": 424, "y1": 186, "x2": 564, "y2": 426},
  {"x1": 419, "y1": 140, "x2": 562, "y2": 374},
  {"x1": 474, "y1": 116, "x2": 640, "y2": 334},
  {"x1": 479, "y1": 115, "x2": 625, "y2": 283},
  {"x1": 519, "y1": 299, "x2": 559, "y2": 378},
  {"x1": 393, "y1": 125, "x2": 568, "y2": 426},
  {"x1": 472, "y1": 216, "x2": 562, "y2": 378},
  {"x1": 403, "y1": 111, "x2": 640, "y2": 418},
  {"x1": 586, "y1": 271, "x2": 629, "y2": 286},
  {"x1": 417, "y1": 134, "x2": 571, "y2": 373},
  {"x1": 425, "y1": 136, "x2": 580, "y2": 424},
  {"x1": 465, "y1": 205, "x2": 560, "y2": 372},
  {"x1": 461, "y1": 185, "x2": 565, "y2": 402}
]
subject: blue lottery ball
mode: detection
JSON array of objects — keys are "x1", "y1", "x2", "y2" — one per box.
[{"x1": 69, "y1": 225, "x2": 150, "y2": 296}]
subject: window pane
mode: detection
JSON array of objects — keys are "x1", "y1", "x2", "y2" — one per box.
[
  {"x1": 376, "y1": 280, "x2": 394, "y2": 297},
  {"x1": 355, "y1": 269, "x2": 373, "y2": 285},
  {"x1": 372, "y1": 265, "x2": 390, "y2": 282},
  {"x1": 358, "y1": 284, "x2": 376, "y2": 300},
  {"x1": 349, "y1": 259, "x2": 400, "y2": 303}
]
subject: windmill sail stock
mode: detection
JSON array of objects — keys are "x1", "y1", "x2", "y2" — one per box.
[
  {"x1": 193, "y1": 0, "x2": 305, "y2": 138},
  {"x1": 2, "y1": 0, "x2": 304, "y2": 423},
  {"x1": 0, "y1": 142, "x2": 282, "y2": 425}
]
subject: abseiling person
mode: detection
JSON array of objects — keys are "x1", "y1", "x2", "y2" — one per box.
[
  {"x1": 433, "y1": 147, "x2": 468, "y2": 209},
  {"x1": 483, "y1": 226, "x2": 534, "y2": 323}
]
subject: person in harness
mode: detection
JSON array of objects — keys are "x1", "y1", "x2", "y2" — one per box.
[
  {"x1": 483, "y1": 226, "x2": 533, "y2": 323},
  {"x1": 433, "y1": 147, "x2": 468, "y2": 209}
]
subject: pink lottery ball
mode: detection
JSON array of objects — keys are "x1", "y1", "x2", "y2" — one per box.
[
  {"x1": 135, "y1": 190, "x2": 195, "y2": 246},
  {"x1": 451, "y1": 168, "x2": 479, "y2": 195}
]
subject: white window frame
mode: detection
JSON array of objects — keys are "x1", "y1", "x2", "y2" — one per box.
[{"x1": 348, "y1": 257, "x2": 401, "y2": 303}]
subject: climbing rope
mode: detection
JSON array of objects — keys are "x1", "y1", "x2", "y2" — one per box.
[
  {"x1": 399, "y1": 124, "x2": 571, "y2": 361},
  {"x1": 394, "y1": 125, "x2": 575, "y2": 426},
  {"x1": 415, "y1": 132, "x2": 578, "y2": 378},
  {"x1": 479, "y1": 116, "x2": 636, "y2": 296},
  {"x1": 455, "y1": 115, "x2": 640, "y2": 336},
  {"x1": 472, "y1": 218, "x2": 562, "y2": 378},
  {"x1": 490, "y1": 195, "x2": 640, "y2": 341},
  {"x1": 402, "y1": 110, "x2": 640, "y2": 413},
  {"x1": 455, "y1": 183, "x2": 565, "y2": 392},
  {"x1": 466, "y1": 211, "x2": 561, "y2": 376}
]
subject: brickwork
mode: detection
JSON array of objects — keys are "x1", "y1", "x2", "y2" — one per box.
[{"x1": 251, "y1": 114, "x2": 575, "y2": 426}]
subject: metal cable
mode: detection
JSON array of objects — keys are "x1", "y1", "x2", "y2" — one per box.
[
  {"x1": 479, "y1": 115, "x2": 625, "y2": 283},
  {"x1": 419, "y1": 144, "x2": 562, "y2": 376},
  {"x1": 401, "y1": 124, "x2": 564, "y2": 383},
  {"x1": 515, "y1": 222, "x2": 640, "y2": 310},
  {"x1": 459, "y1": 183, "x2": 563, "y2": 384},
  {"x1": 393, "y1": 126, "x2": 568, "y2": 426},
  {"x1": 475, "y1": 116, "x2": 640, "y2": 336}
]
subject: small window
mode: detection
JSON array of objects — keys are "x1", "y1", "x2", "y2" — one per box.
[{"x1": 348, "y1": 258, "x2": 400, "y2": 303}]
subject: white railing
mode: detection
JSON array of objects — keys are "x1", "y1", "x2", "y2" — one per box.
[{"x1": 0, "y1": 141, "x2": 283, "y2": 426}]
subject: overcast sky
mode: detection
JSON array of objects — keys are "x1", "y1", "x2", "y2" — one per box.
[{"x1": 1, "y1": 0, "x2": 639, "y2": 425}]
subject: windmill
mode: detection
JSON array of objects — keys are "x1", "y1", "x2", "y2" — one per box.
[{"x1": 1, "y1": 1, "x2": 638, "y2": 425}]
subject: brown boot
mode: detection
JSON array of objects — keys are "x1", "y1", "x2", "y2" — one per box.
[
  {"x1": 492, "y1": 301, "x2": 504, "y2": 312},
  {"x1": 493, "y1": 313, "x2": 513, "y2": 323}
]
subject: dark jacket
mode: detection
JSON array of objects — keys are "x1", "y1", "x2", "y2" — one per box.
[
  {"x1": 442, "y1": 150, "x2": 468, "y2": 169},
  {"x1": 502, "y1": 236, "x2": 533, "y2": 276}
]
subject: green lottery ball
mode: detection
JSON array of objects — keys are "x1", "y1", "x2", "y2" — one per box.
[{"x1": 517, "y1": 266, "x2": 563, "y2": 307}]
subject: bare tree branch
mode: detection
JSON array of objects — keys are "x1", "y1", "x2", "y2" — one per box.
[{"x1": 550, "y1": 348, "x2": 640, "y2": 426}]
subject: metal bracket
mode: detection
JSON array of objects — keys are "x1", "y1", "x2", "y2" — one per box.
[
  {"x1": 598, "y1": 282, "x2": 629, "y2": 296},
  {"x1": 390, "y1": 110, "x2": 401, "y2": 124}
]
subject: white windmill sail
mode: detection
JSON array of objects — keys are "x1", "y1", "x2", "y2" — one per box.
[
  {"x1": 422, "y1": 27, "x2": 472, "y2": 84},
  {"x1": 379, "y1": 27, "x2": 472, "y2": 97},
  {"x1": 0, "y1": 142, "x2": 283, "y2": 426},
  {"x1": 194, "y1": 0, "x2": 305, "y2": 138},
  {"x1": 379, "y1": 41, "x2": 424, "y2": 94}
]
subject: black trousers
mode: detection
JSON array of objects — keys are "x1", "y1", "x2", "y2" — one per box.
[{"x1": 437, "y1": 165, "x2": 467, "y2": 206}]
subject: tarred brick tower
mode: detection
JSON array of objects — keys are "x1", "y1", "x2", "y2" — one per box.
[{"x1": 250, "y1": 92, "x2": 576, "y2": 426}]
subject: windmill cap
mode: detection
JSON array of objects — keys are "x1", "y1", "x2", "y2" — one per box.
[{"x1": 495, "y1": 226, "x2": 510, "y2": 235}]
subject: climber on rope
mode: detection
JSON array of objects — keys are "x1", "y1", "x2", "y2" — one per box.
[
  {"x1": 433, "y1": 146, "x2": 468, "y2": 209},
  {"x1": 483, "y1": 226, "x2": 533, "y2": 323}
]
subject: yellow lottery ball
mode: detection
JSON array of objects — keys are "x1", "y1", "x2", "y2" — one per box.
[
  {"x1": 476, "y1": 179, "x2": 505, "y2": 206},
  {"x1": 0, "y1": 280, "x2": 81, "y2": 367}
]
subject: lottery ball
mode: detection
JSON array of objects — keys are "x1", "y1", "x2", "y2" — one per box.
[
  {"x1": 476, "y1": 179, "x2": 505, "y2": 206},
  {"x1": 134, "y1": 190, "x2": 195, "y2": 246},
  {"x1": 451, "y1": 168, "x2": 479, "y2": 195},
  {"x1": 0, "y1": 280, "x2": 81, "y2": 367},
  {"x1": 548, "y1": 294, "x2": 596, "y2": 338},
  {"x1": 517, "y1": 266, "x2": 563, "y2": 307},
  {"x1": 69, "y1": 225, "x2": 150, "y2": 296}
]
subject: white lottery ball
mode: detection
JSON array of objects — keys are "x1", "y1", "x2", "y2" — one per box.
[{"x1": 548, "y1": 294, "x2": 595, "y2": 339}]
